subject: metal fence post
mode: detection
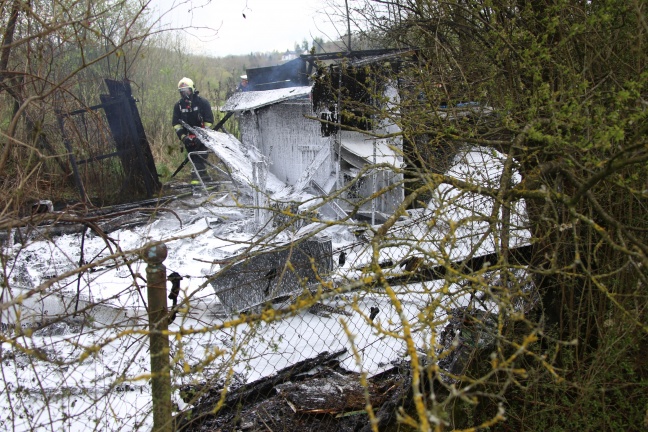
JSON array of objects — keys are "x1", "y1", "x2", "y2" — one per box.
[{"x1": 143, "y1": 242, "x2": 173, "y2": 431}]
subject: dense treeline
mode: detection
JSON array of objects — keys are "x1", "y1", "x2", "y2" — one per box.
[{"x1": 330, "y1": 0, "x2": 647, "y2": 430}]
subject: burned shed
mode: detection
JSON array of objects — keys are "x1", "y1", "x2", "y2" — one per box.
[{"x1": 222, "y1": 50, "x2": 412, "y2": 222}]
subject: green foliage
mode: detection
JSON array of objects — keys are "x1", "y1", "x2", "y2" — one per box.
[
  {"x1": 338, "y1": 0, "x2": 648, "y2": 429},
  {"x1": 505, "y1": 321, "x2": 648, "y2": 431}
]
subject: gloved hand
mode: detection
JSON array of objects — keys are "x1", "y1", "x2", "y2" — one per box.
[
  {"x1": 183, "y1": 135, "x2": 200, "y2": 152},
  {"x1": 182, "y1": 135, "x2": 195, "y2": 147}
]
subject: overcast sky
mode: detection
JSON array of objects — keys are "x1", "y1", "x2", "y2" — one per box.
[{"x1": 151, "y1": 0, "x2": 345, "y2": 57}]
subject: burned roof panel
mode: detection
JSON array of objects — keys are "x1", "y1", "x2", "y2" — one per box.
[
  {"x1": 246, "y1": 58, "x2": 310, "y2": 91},
  {"x1": 185, "y1": 127, "x2": 287, "y2": 194}
]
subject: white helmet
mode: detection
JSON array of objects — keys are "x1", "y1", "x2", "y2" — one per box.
[{"x1": 177, "y1": 77, "x2": 195, "y2": 96}]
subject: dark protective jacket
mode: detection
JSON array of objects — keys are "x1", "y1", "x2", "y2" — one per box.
[{"x1": 172, "y1": 92, "x2": 214, "y2": 140}]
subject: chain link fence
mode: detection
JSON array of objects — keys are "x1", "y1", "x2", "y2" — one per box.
[{"x1": 0, "y1": 146, "x2": 536, "y2": 431}]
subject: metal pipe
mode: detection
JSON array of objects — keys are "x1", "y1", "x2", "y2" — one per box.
[
  {"x1": 372, "y1": 139, "x2": 376, "y2": 225},
  {"x1": 143, "y1": 242, "x2": 173, "y2": 432}
]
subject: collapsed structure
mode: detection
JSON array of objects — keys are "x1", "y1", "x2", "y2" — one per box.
[
  {"x1": 192, "y1": 50, "x2": 414, "y2": 313},
  {"x1": 187, "y1": 50, "x2": 514, "y2": 319}
]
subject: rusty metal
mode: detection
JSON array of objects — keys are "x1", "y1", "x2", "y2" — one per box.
[{"x1": 143, "y1": 242, "x2": 173, "y2": 432}]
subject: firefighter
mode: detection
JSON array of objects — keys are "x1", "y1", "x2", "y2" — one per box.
[
  {"x1": 237, "y1": 74, "x2": 249, "y2": 92},
  {"x1": 172, "y1": 77, "x2": 214, "y2": 184}
]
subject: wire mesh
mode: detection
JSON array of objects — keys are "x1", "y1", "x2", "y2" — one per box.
[{"x1": 0, "y1": 145, "x2": 536, "y2": 431}]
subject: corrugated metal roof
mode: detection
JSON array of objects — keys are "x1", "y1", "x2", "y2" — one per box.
[{"x1": 222, "y1": 86, "x2": 312, "y2": 112}]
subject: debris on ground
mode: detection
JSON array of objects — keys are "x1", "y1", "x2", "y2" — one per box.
[{"x1": 176, "y1": 349, "x2": 412, "y2": 431}]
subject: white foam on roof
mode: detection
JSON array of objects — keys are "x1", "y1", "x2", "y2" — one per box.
[
  {"x1": 200, "y1": 129, "x2": 287, "y2": 194},
  {"x1": 222, "y1": 86, "x2": 312, "y2": 112}
]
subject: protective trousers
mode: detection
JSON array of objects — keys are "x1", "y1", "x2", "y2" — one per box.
[{"x1": 185, "y1": 140, "x2": 211, "y2": 183}]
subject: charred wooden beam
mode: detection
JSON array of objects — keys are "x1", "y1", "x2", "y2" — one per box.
[
  {"x1": 177, "y1": 348, "x2": 348, "y2": 430},
  {"x1": 3, "y1": 201, "x2": 184, "y2": 243},
  {"x1": 386, "y1": 244, "x2": 533, "y2": 286},
  {"x1": 358, "y1": 367, "x2": 412, "y2": 432}
]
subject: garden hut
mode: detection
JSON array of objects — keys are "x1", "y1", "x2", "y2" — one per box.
[{"x1": 222, "y1": 51, "x2": 411, "y2": 222}]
